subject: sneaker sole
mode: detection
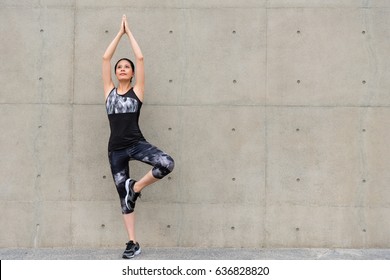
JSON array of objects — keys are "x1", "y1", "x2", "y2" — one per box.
[
  {"x1": 125, "y1": 179, "x2": 134, "y2": 211},
  {"x1": 122, "y1": 248, "x2": 141, "y2": 259}
]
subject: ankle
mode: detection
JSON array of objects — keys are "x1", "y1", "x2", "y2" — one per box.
[{"x1": 134, "y1": 182, "x2": 142, "y2": 193}]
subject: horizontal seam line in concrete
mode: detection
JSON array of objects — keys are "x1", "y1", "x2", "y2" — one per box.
[
  {"x1": 2, "y1": 200, "x2": 389, "y2": 209},
  {"x1": 2, "y1": 5, "x2": 389, "y2": 9},
  {"x1": 1, "y1": 103, "x2": 390, "y2": 108},
  {"x1": 74, "y1": 7, "x2": 390, "y2": 10}
]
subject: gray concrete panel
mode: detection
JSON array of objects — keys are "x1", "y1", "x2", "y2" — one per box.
[
  {"x1": 180, "y1": 8, "x2": 266, "y2": 105},
  {"x1": 269, "y1": 0, "x2": 390, "y2": 8},
  {"x1": 76, "y1": 0, "x2": 267, "y2": 8},
  {"x1": 267, "y1": 8, "x2": 390, "y2": 106},
  {"x1": 139, "y1": 106, "x2": 179, "y2": 159},
  {"x1": 1, "y1": 0, "x2": 75, "y2": 7},
  {"x1": 135, "y1": 202, "x2": 183, "y2": 247},
  {"x1": 366, "y1": 208, "x2": 390, "y2": 247},
  {"x1": 0, "y1": 104, "x2": 72, "y2": 245},
  {"x1": 0, "y1": 105, "x2": 39, "y2": 201},
  {"x1": 178, "y1": 106, "x2": 265, "y2": 204},
  {"x1": 39, "y1": 8, "x2": 75, "y2": 104},
  {"x1": 363, "y1": 108, "x2": 390, "y2": 208},
  {"x1": 177, "y1": 203, "x2": 265, "y2": 248},
  {"x1": 0, "y1": 202, "x2": 36, "y2": 247},
  {"x1": 266, "y1": 204, "x2": 367, "y2": 248},
  {"x1": 72, "y1": 105, "x2": 113, "y2": 201},
  {"x1": 1, "y1": 203, "x2": 71, "y2": 248},
  {"x1": 32, "y1": 201, "x2": 72, "y2": 247},
  {"x1": 32, "y1": 105, "x2": 72, "y2": 201},
  {"x1": 0, "y1": 104, "x2": 72, "y2": 201},
  {"x1": 71, "y1": 201, "x2": 127, "y2": 247},
  {"x1": 0, "y1": 8, "x2": 42, "y2": 103},
  {"x1": 267, "y1": 107, "x2": 362, "y2": 207},
  {"x1": 0, "y1": 7, "x2": 74, "y2": 104}
]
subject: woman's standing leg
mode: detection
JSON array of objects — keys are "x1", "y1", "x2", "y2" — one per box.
[
  {"x1": 123, "y1": 213, "x2": 136, "y2": 242},
  {"x1": 108, "y1": 150, "x2": 141, "y2": 258},
  {"x1": 118, "y1": 139, "x2": 174, "y2": 258}
]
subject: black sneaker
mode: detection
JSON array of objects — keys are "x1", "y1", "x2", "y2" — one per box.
[
  {"x1": 122, "y1": 241, "x2": 141, "y2": 259},
  {"x1": 125, "y1": 179, "x2": 141, "y2": 213}
]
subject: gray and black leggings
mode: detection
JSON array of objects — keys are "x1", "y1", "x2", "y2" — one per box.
[{"x1": 108, "y1": 140, "x2": 174, "y2": 214}]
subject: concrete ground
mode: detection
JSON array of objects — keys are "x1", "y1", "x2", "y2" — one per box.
[{"x1": 1, "y1": 247, "x2": 390, "y2": 260}]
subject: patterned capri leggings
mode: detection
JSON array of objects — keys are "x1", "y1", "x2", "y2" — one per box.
[{"x1": 108, "y1": 140, "x2": 175, "y2": 214}]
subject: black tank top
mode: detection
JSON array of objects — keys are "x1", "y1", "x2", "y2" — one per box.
[{"x1": 106, "y1": 87, "x2": 145, "y2": 151}]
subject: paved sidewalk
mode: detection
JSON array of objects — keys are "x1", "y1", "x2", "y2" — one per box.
[{"x1": 1, "y1": 247, "x2": 390, "y2": 260}]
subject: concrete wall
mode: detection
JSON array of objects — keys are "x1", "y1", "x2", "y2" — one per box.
[{"x1": 0, "y1": 0, "x2": 389, "y2": 248}]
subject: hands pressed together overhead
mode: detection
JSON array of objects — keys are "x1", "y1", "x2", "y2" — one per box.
[{"x1": 119, "y1": 14, "x2": 131, "y2": 36}]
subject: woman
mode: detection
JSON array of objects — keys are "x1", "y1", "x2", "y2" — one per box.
[{"x1": 102, "y1": 15, "x2": 175, "y2": 259}]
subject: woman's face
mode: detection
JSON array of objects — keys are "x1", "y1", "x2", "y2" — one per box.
[{"x1": 115, "y1": 60, "x2": 133, "y2": 81}]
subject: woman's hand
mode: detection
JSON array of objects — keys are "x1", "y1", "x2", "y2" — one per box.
[
  {"x1": 119, "y1": 15, "x2": 126, "y2": 35},
  {"x1": 123, "y1": 14, "x2": 131, "y2": 35}
]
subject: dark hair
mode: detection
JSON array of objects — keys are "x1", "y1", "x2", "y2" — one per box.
[{"x1": 114, "y1": 58, "x2": 135, "y2": 73}]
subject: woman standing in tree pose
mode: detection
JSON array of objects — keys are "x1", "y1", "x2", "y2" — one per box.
[{"x1": 102, "y1": 15, "x2": 175, "y2": 259}]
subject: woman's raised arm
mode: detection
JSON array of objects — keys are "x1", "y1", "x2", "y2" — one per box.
[
  {"x1": 102, "y1": 16, "x2": 126, "y2": 99},
  {"x1": 124, "y1": 16, "x2": 145, "y2": 101}
]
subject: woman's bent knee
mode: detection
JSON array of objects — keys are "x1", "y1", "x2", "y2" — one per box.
[{"x1": 152, "y1": 155, "x2": 174, "y2": 179}]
